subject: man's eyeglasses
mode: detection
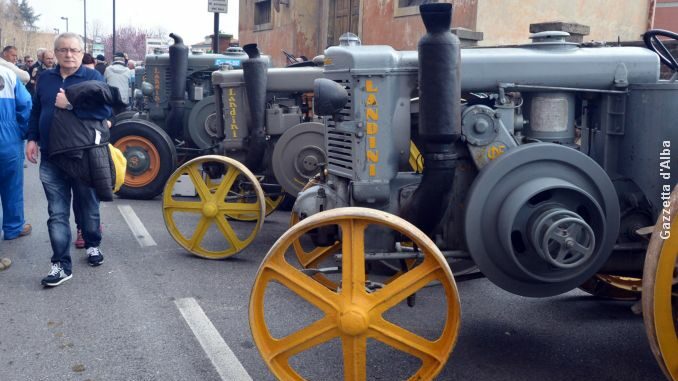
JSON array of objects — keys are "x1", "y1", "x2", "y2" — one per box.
[{"x1": 55, "y1": 48, "x2": 82, "y2": 54}]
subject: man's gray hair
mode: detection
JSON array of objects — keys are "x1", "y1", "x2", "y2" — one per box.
[{"x1": 54, "y1": 33, "x2": 84, "y2": 51}]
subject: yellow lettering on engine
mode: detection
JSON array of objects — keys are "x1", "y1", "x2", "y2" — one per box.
[
  {"x1": 487, "y1": 144, "x2": 506, "y2": 160},
  {"x1": 366, "y1": 80, "x2": 378, "y2": 93},
  {"x1": 227, "y1": 87, "x2": 238, "y2": 138},
  {"x1": 365, "y1": 80, "x2": 379, "y2": 177},
  {"x1": 366, "y1": 108, "x2": 379, "y2": 121}
]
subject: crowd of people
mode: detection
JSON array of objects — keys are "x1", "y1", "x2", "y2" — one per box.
[{"x1": 0, "y1": 33, "x2": 136, "y2": 286}]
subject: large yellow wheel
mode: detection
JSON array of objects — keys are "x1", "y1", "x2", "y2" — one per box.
[
  {"x1": 163, "y1": 155, "x2": 265, "y2": 259},
  {"x1": 250, "y1": 207, "x2": 461, "y2": 380},
  {"x1": 643, "y1": 186, "x2": 678, "y2": 380},
  {"x1": 579, "y1": 274, "x2": 642, "y2": 301}
]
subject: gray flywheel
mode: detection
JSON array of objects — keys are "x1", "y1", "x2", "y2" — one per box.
[
  {"x1": 272, "y1": 122, "x2": 326, "y2": 196},
  {"x1": 464, "y1": 143, "x2": 620, "y2": 297},
  {"x1": 187, "y1": 95, "x2": 219, "y2": 149}
]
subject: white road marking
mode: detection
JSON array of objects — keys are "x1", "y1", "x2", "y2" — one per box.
[
  {"x1": 117, "y1": 204, "x2": 157, "y2": 247},
  {"x1": 175, "y1": 297, "x2": 253, "y2": 381}
]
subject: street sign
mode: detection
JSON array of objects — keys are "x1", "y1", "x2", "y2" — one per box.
[{"x1": 208, "y1": 0, "x2": 228, "y2": 13}]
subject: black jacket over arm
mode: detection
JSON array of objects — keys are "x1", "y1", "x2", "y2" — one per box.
[{"x1": 48, "y1": 81, "x2": 125, "y2": 201}]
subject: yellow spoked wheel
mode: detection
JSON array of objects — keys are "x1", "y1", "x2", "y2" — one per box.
[
  {"x1": 290, "y1": 211, "x2": 342, "y2": 290},
  {"x1": 251, "y1": 207, "x2": 461, "y2": 381},
  {"x1": 579, "y1": 274, "x2": 642, "y2": 301},
  {"x1": 162, "y1": 155, "x2": 265, "y2": 259},
  {"x1": 642, "y1": 186, "x2": 678, "y2": 380}
]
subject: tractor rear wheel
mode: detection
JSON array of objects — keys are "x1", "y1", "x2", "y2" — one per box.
[
  {"x1": 642, "y1": 186, "x2": 678, "y2": 381},
  {"x1": 111, "y1": 119, "x2": 177, "y2": 199}
]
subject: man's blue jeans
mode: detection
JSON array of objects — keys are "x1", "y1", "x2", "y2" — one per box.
[{"x1": 39, "y1": 160, "x2": 101, "y2": 273}]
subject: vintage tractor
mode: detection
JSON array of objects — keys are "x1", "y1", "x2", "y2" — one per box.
[
  {"x1": 110, "y1": 33, "x2": 250, "y2": 200},
  {"x1": 160, "y1": 43, "x2": 329, "y2": 259},
  {"x1": 246, "y1": 4, "x2": 678, "y2": 380}
]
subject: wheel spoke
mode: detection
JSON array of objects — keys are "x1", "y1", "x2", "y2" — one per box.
[
  {"x1": 339, "y1": 220, "x2": 367, "y2": 302},
  {"x1": 163, "y1": 199, "x2": 203, "y2": 213},
  {"x1": 219, "y1": 201, "x2": 262, "y2": 215},
  {"x1": 189, "y1": 217, "x2": 211, "y2": 251},
  {"x1": 214, "y1": 165, "x2": 241, "y2": 201},
  {"x1": 265, "y1": 197, "x2": 278, "y2": 211},
  {"x1": 554, "y1": 244, "x2": 568, "y2": 262},
  {"x1": 571, "y1": 241, "x2": 593, "y2": 257},
  {"x1": 265, "y1": 257, "x2": 340, "y2": 313},
  {"x1": 267, "y1": 317, "x2": 338, "y2": 362},
  {"x1": 214, "y1": 216, "x2": 246, "y2": 252},
  {"x1": 370, "y1": 258, "x2": 441, "y2": 314},
  {"x1": 187, "y1": 165, "x2": 211, "y2": 201},
  {"x1": 297, "y1": 241, "x2": 341, "y2": 268},
  {"x1": 370, "y1": 317, "x2": 444, "y2": 365},
  {"x1": 342, "y1": 335, "x2": 367, "y2": 381}
]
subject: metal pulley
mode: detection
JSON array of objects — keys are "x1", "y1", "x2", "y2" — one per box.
[
  {"x1": 271, "y1": 122, "x2": 326, "y2": 196},
  {"x1": 465, "y1": 143, "x2": 620, "y2": 297}
]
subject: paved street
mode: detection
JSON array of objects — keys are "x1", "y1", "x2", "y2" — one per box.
[{"x1": 0, "y1": 163, "x2": 666, "y2": 381}]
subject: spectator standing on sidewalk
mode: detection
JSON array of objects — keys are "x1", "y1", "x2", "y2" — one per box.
[
  {"x1": 33, "y1": 50, "x2": 56, "y2": 88},
  {"x1": 26, "y1": 33, "x2": 110, "y2": 287},
  {"x1": 94, "y1": 54, "x2": 107, "y2": 75},
  {"x1": 0, "y1": 64, "x2": 32, "y2": 243},
  {"x1": 0, "y1": 46, "x2": 30, "y2": 85},
  {"x1": 104, "y1": 52, "x2": 131, "y2": 111},
  {"x1": 27, "y1": 48, "x2": 46, "y2": 95}
]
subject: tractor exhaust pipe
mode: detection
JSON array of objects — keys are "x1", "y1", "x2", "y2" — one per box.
[
  {"x1": 400, "y1": 3, "x2": 461, "y2": 236},
  {"x1": 242, "y1": 43, "x2": 268, "y2": 172},
  {"x1": 166, "y1": 33, "x2": 188, "y2": 141}
]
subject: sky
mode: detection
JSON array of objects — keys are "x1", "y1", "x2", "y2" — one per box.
[{"x1": 31, "y1": 0, "x2": 239, "y2": 45}]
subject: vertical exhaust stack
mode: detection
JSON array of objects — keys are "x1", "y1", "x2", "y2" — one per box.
[
  {"x1": 242, "y1": 43, "x2": 268, "y2": 172},
  {"x1": 166, "y1": 33, "x2": 188, "y2": 140},
  {"x1": 400, "y1": 3, "x2": 461, "y2": 236}
]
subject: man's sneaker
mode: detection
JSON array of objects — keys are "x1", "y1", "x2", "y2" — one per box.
[
  {"x1": 74, "y1": 229, "x2": 85, "y2": 249},
  {"x1": 41, "y1": 263, "x2": 72, "y2": 287},
  {"x1": 87, "y1": 247, "x2": 104, "y2": 267}
]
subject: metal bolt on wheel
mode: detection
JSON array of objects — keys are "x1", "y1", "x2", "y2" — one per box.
[{"x1": 250, "y1": 207, "x2": 461, "y2": 381}]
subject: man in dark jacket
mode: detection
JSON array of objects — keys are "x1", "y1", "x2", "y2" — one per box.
[
  {"x1": 26, "y1": 33, "x2": 112, "y2": 287},
  {"x1": 94, "y1": 54, "x2": 107, "y2": 75}
]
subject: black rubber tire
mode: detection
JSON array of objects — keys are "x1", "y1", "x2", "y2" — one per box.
[
  {"x1": 112, "y1": 110, "x2": 138, "y2": 125},
  {"x1": 110, "y1": 119, "x2": 177, "y2": 200}
]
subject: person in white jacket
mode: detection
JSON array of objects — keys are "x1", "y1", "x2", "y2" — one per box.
[
  {"x1": 104, "y1": 52, "x2": 131, "y2": 111},
  {"x1": 0, "y1": 46, "x2": 29, "y2": 85}
]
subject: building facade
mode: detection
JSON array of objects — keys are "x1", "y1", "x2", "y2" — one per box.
[{"x1": 239, "y1": 0, "x2": 660, "y2": 68}]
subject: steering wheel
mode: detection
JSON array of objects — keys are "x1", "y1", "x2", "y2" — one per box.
[
  {"x1": 281, "y1": 49, "x2": 298, "y2": 65},
  {"x1": 643, "y1": 29, "x2": 678, "y2": 72}
]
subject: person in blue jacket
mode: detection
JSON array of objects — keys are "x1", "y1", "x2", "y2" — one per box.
[
  {"x1": 0, "y1": 64, "x2": 32, "y2": 246},
  {"x1": 26, "y1": 33, "x2": 111, "y2": 287}
]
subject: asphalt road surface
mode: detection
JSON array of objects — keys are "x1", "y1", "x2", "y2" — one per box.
[{"x1": 0, "y1": 163, "x2": 666, "y2": 381}]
